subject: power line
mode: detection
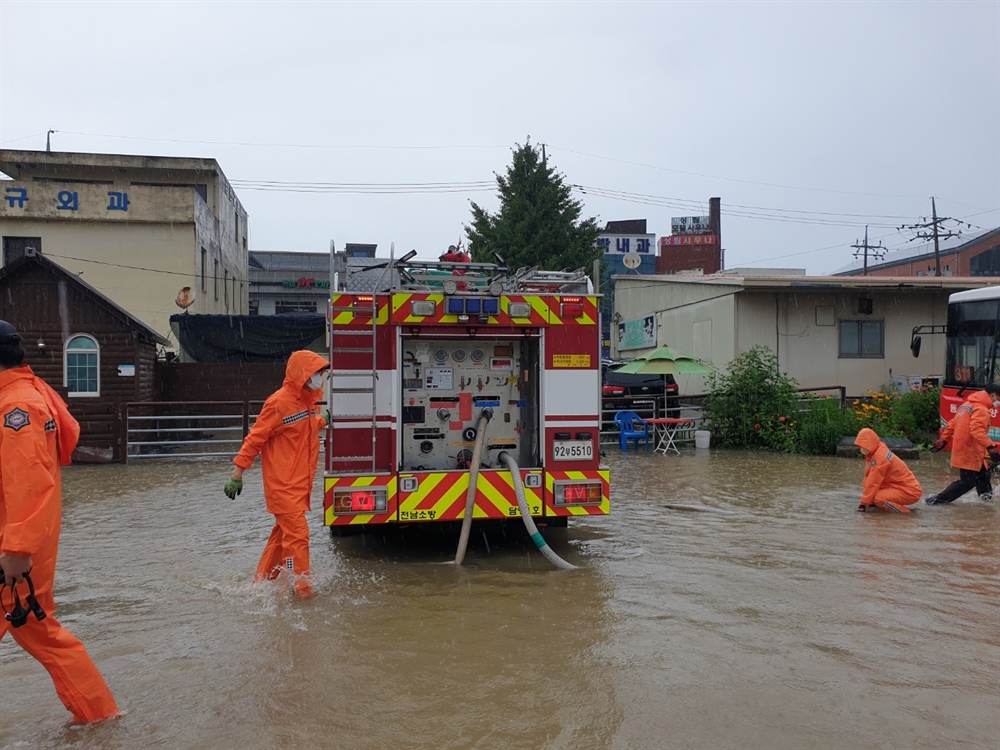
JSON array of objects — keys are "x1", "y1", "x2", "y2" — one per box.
[
  {"x1": 550, "y1": 144, "x2": 929, "y2": 199},
  {"x1": 8, "y1": 130, "x2": 511, "y2": 152}
]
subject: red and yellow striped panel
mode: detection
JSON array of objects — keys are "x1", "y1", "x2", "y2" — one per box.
[
  {"x1": 397, "y1": 470, "x2": 543, "y2": 522},
  {"x1": 545, "y1": 469, "x2": 610, "y2": 517},
  {"x1": 330, "y1": 293, "x2": 390, "y2": 327},
  {"x1": 389, "y1": 293, "x2": 597, "y2": 327},
  {"x1": 324, "y1": 475, "x2": 397, "y2": 526}
]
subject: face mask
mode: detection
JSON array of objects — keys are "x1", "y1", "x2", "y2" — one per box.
[{"x1": 308, "y1": 373, "x2": 324, "y2": 390}]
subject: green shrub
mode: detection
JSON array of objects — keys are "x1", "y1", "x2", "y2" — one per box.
[
  {"x1": 703, "y1": 346, "x2": 800, "y2": 451},
  {"x1": 796, "y1": 397, "x2": 854, "y2": 455},
  {"x1": 896, "y1": 385, "x2": 942, "y2": 445}
]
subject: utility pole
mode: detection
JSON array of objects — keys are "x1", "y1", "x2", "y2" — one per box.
[
  {"x1": 851, "y1": 225, "x2": 885, "y2": 276},
  {"x1": 45, "y1": 129, "x2": 55, "y2": 153},
  {"x1": 900, "y1": 197, "x2": 962, "y2": 276}
]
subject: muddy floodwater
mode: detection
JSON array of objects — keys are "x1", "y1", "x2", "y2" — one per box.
[{"x1": 1, "y1": 449, "x2": 998, "y2": 749}]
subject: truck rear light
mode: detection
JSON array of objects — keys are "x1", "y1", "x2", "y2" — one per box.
[
  {"x1": 410, "y1": 300, "x2": 435, "y2": 317},
  {"x1": 333, "y1": 488, "x2": 387, "y2": 514},
  {"x1": 553, "y1": 480, "x2": 602, "y2": 505},
  {"x1": 560, "y1": 302, "x2": 584, "y2": 318},
  {"x1": 353, "y1": 295, "x2": 375, "y2": 317},
  {"x1": 603, "y1": 385, "x2": 625, "y2": 396}
]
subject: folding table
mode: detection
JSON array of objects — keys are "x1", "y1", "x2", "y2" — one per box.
[{"x1": 643, "y1": 417, "x2": 695, "y2": 455}]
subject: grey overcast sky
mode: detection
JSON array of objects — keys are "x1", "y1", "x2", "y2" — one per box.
[{"x1": 1, "y1": 1, "x2": 997, "y2": 274}]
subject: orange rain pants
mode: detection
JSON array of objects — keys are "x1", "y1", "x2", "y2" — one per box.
[
  {"x1": 0, "y1": 365, "x2": 118, "y2": 724},
  {"x1": 254, "y1": 512, "x2": 312, "y2": 597},
  {"x1": 855, "y1": 427, "x2": 922, "y2": 511},
  {"x1": 234, "y1": 351, "x2": 329, "y2": 598}
]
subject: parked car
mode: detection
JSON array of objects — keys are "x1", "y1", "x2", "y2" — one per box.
[{"x1": 601, "y1": 361, "x2": 680, "y2": 427}]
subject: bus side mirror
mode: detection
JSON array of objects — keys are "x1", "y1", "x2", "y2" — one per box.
[{"x1": 910, "y1": 335, "x2": 921, "y2": 358}]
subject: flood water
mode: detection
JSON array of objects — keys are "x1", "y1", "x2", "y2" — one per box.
[{"x1": 1, "y1": 448, "x2": 998, "y2": 749}]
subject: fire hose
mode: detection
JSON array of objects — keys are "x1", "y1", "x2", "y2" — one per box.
[
  {"x1": 498, "y1": 451, "x2": 577, "y2": 571},
  {"x1": 453, "y1": 408, "x2": 493, "y2": 565}
]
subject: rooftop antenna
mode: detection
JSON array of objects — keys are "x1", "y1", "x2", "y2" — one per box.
[{"x1": 45, "y1": 129, "x2": 56, "y2": 153}]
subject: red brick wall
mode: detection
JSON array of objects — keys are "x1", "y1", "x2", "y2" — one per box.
[{"x1": 656, "y1": 245, "x2": 722, "y2": 275}]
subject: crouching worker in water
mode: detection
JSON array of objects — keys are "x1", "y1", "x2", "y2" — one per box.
[
  {"x1": 0, "y1": 321, "x2": 119, "y2": 724},
  {"x1": 224, "y1": 351, "x2": 330, "y2": 598},
  {"x1": 854, "y1": 427, "x2": 922, "y2": 513}
]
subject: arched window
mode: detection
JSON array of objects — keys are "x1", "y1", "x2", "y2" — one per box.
[{"x1": 65, "y1": 334, "x2": 100, "y2": 396}]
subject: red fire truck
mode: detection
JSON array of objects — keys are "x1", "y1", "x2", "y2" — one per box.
[{"x1": 323, "y1": 255, "x2": 609, "y2": 535}]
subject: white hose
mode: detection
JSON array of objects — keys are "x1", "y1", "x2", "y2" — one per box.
[
  {"x1": 453, "y1": 413, "x2": 490, "y2": 565},
  {"x1": 499, "y1": 452, "x2": 577, "y2": 571}
]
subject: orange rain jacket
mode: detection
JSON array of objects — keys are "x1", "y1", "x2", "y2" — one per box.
[
  {"x1": 855, "y1": 427, "x2": 922, "y2": 506},
  {"x1": 0, "y1": 366, "x2": 80, "y2": 557},
  {"x1": 940, "y1": 390, "x2": 995, "y2": 472},
  {"x1": 233, "y1": 351, "x2": 329, "y2": 515}
]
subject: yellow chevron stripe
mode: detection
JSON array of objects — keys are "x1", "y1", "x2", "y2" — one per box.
[{"x1": 525, "y1": 295, "x2": 551, "y2": 322}]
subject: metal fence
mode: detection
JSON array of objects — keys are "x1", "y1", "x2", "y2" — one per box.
[
  {"x1": 599, "y1": 386, "x2": 846, "y2": 447},
  {"x1": 124, "y1": 400, "x2": 331, "y2": 462}
]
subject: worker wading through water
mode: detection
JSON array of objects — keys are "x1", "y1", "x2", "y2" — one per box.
[
  {"x1": 926, "y1": 383, "x2": 1000, "y2": 505},
  {"x1": 854, "y1": 427, "x2": 922, "y2": 513},
  {"x1": 224, "y1": 351, "x2": 330, "y2": 598},
  {"x1": 0, "y1": 320, "x2": 119, "y2": 724}
]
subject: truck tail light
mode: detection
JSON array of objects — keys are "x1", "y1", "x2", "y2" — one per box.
[
  {"x1": 353, "y1": 295, "x2": 375, "y2": 318},
  {"x1": 560, "y1": 299, "x2": 584, "y2": 318},
  {"x1": 554, "y1": 480, "x2": 602, "y2": 505},
  {"x1": 333, "y1": 488, "x2": 387, "y2": 514}
]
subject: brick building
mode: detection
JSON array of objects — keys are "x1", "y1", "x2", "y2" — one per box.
[{"x1": 834, "y1": 227, "x2": 999, "y2": 278}]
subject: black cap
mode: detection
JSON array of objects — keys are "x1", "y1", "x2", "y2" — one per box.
[
  {"x1": 985, "y1": 382, "x2": 1000, "y2": 396},
  {"x1": 0, "y1": 320, "x2": 22, "y2": 346}
]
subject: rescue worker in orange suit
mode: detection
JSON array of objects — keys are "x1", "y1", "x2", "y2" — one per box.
[
  {"x1": 854, "y1": 427, "x2": 922, "y2": 513},
  {"x1": 926, "y1": 383, "x2": 1000, "y2": 505},
  {"x1": 224, "y1": 351, "x2": 330, "y2": 598},
  {"x1": 0, "y1": 321, "x2": 119, "y2": 724}
]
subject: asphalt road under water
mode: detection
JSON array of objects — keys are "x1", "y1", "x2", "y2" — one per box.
[{"x1": 1, "y1": 449, "x2": 997, "y2": 749}]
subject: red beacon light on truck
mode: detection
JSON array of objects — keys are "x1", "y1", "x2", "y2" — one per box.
[{"x1": 560, "y1": 297, "x2": 584, "y2": 318}]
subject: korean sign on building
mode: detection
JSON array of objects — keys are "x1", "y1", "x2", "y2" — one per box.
[
  {"x1": 671, "y1": 216, "x2": 711, "y2": 235},
  {"x1": 660, "y1": 234, "x2": 717, "y2": 247},
  {"x1": 596, "y1": 233, "x2": 655, "y2": 255},
  {"x1": 617, "y1": 314, "x2": 656, "y2": 351},
  {"x1": 0, "y1": 181, "x2": 194, "y2": 223}
]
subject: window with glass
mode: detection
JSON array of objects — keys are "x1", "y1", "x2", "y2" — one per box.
[
  {"x1": 945, "y1": 297, "x2": 1000, "y2": 386},
  {"x1": 839, "y1": 320, "x2": 884, "y2": 358},
  {"x1": 65, "y1": 335, "x2": 99, "y2": 396}
]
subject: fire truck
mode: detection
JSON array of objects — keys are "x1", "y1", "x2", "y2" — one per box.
[{"x1": 323, "y1": 253, "x2": 610, "y2": 535}]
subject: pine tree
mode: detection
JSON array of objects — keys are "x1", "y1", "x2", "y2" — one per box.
[{"x1": 466, "y1": 140, "x2": 602, "y2": 272}]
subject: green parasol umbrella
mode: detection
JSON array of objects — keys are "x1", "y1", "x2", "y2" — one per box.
[{"x1": 615, "y1": 345, "x2": 716, "y2": 375}]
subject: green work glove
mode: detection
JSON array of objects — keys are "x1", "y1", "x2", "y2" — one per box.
[
  {"x1": 323, "y1": 409, "x2": 331, "y2": 426},
  {"x1": 224, "y1": 478, "x2": 243, "y2": 499}
]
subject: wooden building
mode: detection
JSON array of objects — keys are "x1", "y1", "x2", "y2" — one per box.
[{"x1": 0, "y1": 249, "x2": 169, "y2": 461}]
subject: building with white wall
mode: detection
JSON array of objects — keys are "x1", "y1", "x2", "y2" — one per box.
[
  {"x1": 612, "y1": 274, "x2": 998, "y2": 397},
  {"x1": 0, "y1": 150, "x2": 248, "y2": 344}
]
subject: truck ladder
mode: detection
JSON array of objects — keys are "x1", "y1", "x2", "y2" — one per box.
[{"x1": 328, "y1": 294, "x2": 378, "y2": 473}]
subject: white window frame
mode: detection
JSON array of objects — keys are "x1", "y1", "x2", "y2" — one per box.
[{"x1": 64, "y1": 333, "x2": 101, "y2": 397}]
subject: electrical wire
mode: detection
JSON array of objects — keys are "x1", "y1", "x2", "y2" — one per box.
[{"x1": 549, "y1": 143, "x2": 930, "y2": 199}]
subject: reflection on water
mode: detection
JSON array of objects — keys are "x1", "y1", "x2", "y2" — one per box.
[{"x1": 1, "y1": 450, "x2": 997, "y2": 749}]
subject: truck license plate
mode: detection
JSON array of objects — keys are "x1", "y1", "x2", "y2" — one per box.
[{"x1": 553, "y1": 441, "x2": 592, "y2": 460}]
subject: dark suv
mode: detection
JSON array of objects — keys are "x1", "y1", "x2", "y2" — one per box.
[{"x1": 601, "y1": 361, "x2": 680, "y2": 423}]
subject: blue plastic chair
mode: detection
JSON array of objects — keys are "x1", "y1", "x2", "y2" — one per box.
[{"x1": 614, "y1": 410, "x2": 650, "y2": 452}]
